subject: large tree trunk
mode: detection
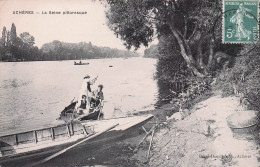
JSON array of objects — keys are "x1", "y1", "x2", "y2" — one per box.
[
  {"x1": 197, "y1": 35, "x2": 205, "y2": 67},
  {"x1": 197, "y1": 33, "x2": 209, "y2": 75},
  {"x1": 168, "y1": 21, "x2": 205, "y2": 78},
  {"x1": 207, "y1": 38, "x2": 215, "y2": 68}
]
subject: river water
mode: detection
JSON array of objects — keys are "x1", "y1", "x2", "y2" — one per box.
[{"x1": 0, "y1": 57, "x2": 158, "y2": 136}]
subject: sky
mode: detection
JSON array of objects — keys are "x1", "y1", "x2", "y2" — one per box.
[{"x1": 0, "y1": 0, "x2": 153, "y2": 54}]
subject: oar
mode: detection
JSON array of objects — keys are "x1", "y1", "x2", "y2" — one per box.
[
  {"x1": 29, "y1": 123, "x2": 119, "y2": 167},
  {"x1": 70, "y1": 97, "x2": 75, "y2": 103}
]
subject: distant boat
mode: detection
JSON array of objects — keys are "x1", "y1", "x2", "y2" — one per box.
[
  {"x1": 74, "y1": 61, "x2": 89, "y2": 65},
  {"x1": 109, "y1": 65, "x2": 113, "y2": 67}
]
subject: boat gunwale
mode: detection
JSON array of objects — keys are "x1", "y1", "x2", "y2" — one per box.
[
  {"x1": 0, "y1": 114, "x2": 153, "y2": 142},
  {"x1": 0, "y1": 114, "x2": 154, "y2": 163},
  {"x1": 0, "y1": 121, "x2": 92, "y2": 138},
  {"x1": 79, "y1": 114, "x2": 154, "y2": 124},
  {"x1": 1, "y1": 114, "x2": 152, "y2": 137},
  {"x1": 0, "y1": 133, "x2": 89, "y2": 153}
]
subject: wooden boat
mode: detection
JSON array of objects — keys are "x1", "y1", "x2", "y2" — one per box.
[
  {"x1": 59, "y1": 101, "x2": 104, "y2": 122},
  {"x1": 0, "y1": 114, "x2": 154, "y2": 165},
  {"x1": 74, "y1": 61, "x2": 89, "y2": 65}
]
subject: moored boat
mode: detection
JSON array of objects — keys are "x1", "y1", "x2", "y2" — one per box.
[
  {"x1": 59, "y1": 101, "x2": 104, "y2": 122},
  {"x1": 0, "y1": 114, "x2": 154, "y2": 165}
]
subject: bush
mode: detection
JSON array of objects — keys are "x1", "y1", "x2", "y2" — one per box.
[
  {"x1": 214, "y1": 43, "x2": 260, "y2": 111},
  {"x1": 169, "y1": 77, "x2": 212, "y2": 111}
]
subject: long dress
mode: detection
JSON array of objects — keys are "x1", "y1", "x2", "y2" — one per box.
[
  {"x1": 230, "y1": 9, "x2": 252, "y2": 40},
  {"x1": 78, "y1": 79, "x2": 88, "y2": 101}
]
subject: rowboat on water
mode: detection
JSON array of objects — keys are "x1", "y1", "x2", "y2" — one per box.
[
  {"x1": 74, "y1": 61, "x2": 89, "y2": 65},
  {"x1": 0, "y1": 114, "x2": 154, "y2": 165}
]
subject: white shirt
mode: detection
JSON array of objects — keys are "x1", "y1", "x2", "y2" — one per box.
[{"x1": 78, "y1": 79, "x2": 89, "y2": 101}]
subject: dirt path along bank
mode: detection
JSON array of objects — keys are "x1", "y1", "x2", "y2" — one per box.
[{"x1": 133, "y1": 95, "x2": 259, "y2": 167}]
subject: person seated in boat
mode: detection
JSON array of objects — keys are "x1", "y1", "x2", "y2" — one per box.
[
  {"x1": 90, "y1": 84, "x2": 104, "y2": 111},
  {"x1": 75, "y1": 95, "x2": 88, "y2": 114},
  {"x1": 79, "y1": 60, "x2": 82, "y2": 64}
]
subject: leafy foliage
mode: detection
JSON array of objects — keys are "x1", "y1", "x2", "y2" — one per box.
[
  {"x1": 106, "y1": 0, "x2": 154, "y2": 50},
  {"x1": 20, "y1": 32, "x2": 35, "y2": 46},
  {"x1": 167, "y1": 77, "x2": 212, "y2": 115},
  {"x1": 143, "y1": 44, "x2": 159, "y2": 58},
  {"x1": 41, "y1": 41, "x2": 138, "y2": 61},
  {"x1": 0, "y1": 23, "x2": 138, "y2": 61},
  {"x1": 155, "y1": 34, "x2": 190, "y2": 82},
  {"x1": 104, "y1": 0, "x2": 258, "y2": 112},
  {"x1": 0, "y1": 23, "x2": 39, "y2": 61},
  {"x1": 214, "y1": 43, "x2": 260, "y2": 110},
  {"x1": 105, "y1": 0, "x2": 232, "y2": 77}
]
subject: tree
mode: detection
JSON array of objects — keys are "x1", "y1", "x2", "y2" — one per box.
[
  {"x1": 10, "y1": 23, "x2": 17, "y2": 45},
  {"x1": 17, "y1": 32, "x2": 36, "y2": 60},
  {"x1": 20, "y1": 32, "x2": 35, "y2": 46},
  {"x1": 40, "y1": 40, "x2": 138, "y2": 61},
  {"x1": 1, "y1": 26, "x2": 7, "y2": 46},
  {"x1": 0, "y1": 27, "x2": 7, "y2": 60},
  {"x1": 105, "y1": 0, "x2": 236, "y2": 77},
  {"x1": 156, "y1": 34, "x2": 190, "y2": 81},
  {"x1": 6, "y1": 31, "x2": 11, "y2": 47},
  {"x1": 0, "y1": 24, "x2": 42, "y2": 61}
]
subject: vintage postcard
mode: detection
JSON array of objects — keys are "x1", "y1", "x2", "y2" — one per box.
[{"x1": 0, "y1": 0, "x2": 259, "y2": 167}]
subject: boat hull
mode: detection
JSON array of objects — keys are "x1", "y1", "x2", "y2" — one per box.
[
  {"x1": 0, "y1": 114, "x2": 153, "y2": 166},
  {"x1": 59, "y1": 101, "x2": 104, "y2": 122}
]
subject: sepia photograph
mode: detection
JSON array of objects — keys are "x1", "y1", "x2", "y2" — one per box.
[{"x1": 0, "y1": 0, "x2": 259, "y2": 166}]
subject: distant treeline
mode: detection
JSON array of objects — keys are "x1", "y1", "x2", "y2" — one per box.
[
  {"x1": 0, "y1": 23, "x2": 139, "y2": 62},
  {"x1": 41, "y1": 41, "x2": 139, "y2": 61}
]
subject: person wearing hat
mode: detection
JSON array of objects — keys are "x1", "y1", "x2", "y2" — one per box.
[
  {"x1": 77, "y1": 75, "x2": 90, "y2": 101},
  {"x1": 76, "y1": 75, "x2": 98, "y2": 112}
]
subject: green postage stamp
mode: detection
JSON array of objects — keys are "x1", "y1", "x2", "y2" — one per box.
[{"x1": 223, "y1": 0, "x2": 259, "y2": 43}]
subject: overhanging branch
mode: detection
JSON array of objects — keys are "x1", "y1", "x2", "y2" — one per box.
[{"x1": 188, "y1": 24, "x2": 198, "y2": 41}]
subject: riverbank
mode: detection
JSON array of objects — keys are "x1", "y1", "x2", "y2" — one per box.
[
  {"x1": 146, "y1": 95, "x2": 259, "y2": 167},
  {"x1": 91, "y1": 92, "x2": 260, "y2": 167}
]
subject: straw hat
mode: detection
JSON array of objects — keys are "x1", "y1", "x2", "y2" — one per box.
[{"x1": 83, "y1": 75, "x2": 91, "y2": 82}]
